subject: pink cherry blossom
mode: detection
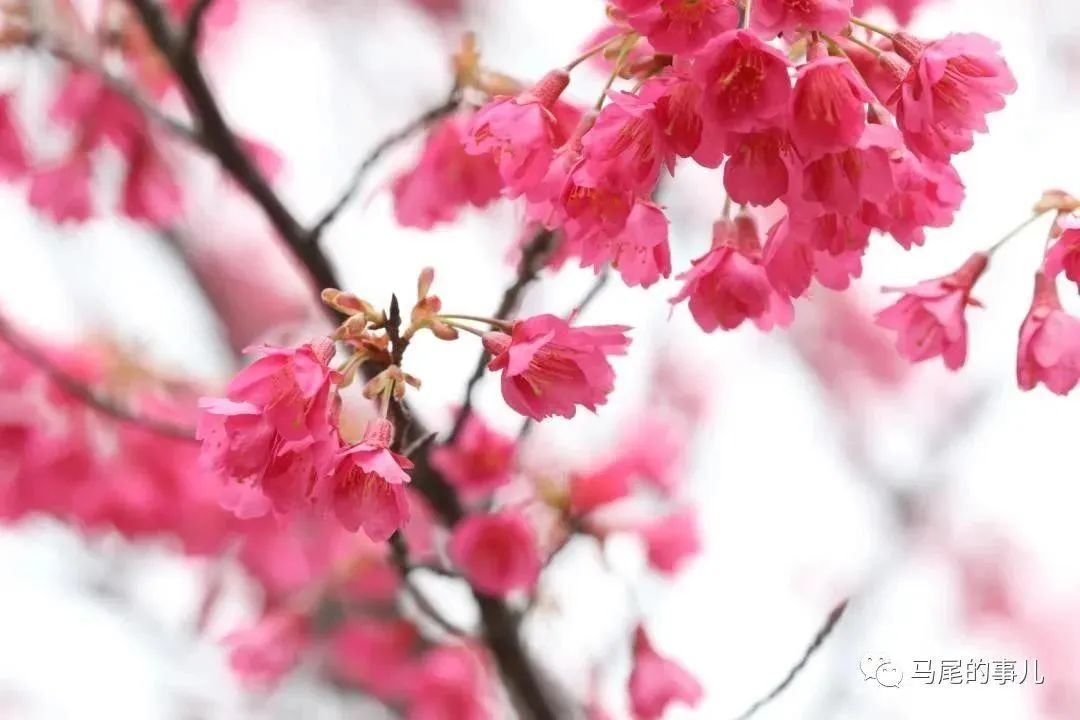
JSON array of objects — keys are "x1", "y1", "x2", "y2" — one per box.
[
  {"x1": 1017, "y1": 271, "x2": 1080, "y2": 395},
  {"x1": 464, "y1": 70, "x2": 571, "y2": 197},
  {"x1": 0, "y1": 94, "x2": 29, "y2": 179},
  {"x1": 577, "y1": 200, "x2": 672, "y2": 289},
  {"x1": 629, "y1": 626, "x2": 703, "y2": 720},
  {"x1": 331, "y1": 619, "x2": 418, "y2": 699},
  {"x1": 197, "y1": 339, "x2": 340, "y2": 518},
  {"x1": 868, "y1": 151, "x2": 965, "y2": 249},
  {"x1": 853, "y1": 0, "x2": 930, "y2": 24},
  {"x1": 557, "y1": 159, "x2": 637, "y2": 243},
  {"x1": 671, "y1": 215, "x2": 792, "y2": 331},
  {"x1": 0, "y1": 338, "x2": 105, "y2": 524},
  {"x1": 430, "y1": 413, "x2": 516, "y2": 499},
  {"x1": 792, "y1": 291, "x2": 910, "y2": 405},
  {"x1": 82, "y1": 410, "x2": 235, "y2": 552},
  {"x1": 393, "y1": 115, "x2": 503, "y2": 229},
  {"x1": 752, "y1": 0, "x2": 852, "y2": 36},
  {"x1": 401, "y1": 489, "x2": 439, "y2": 562},
  {"x1": 806, "y1": 211, "x2": 872, "y2": 256},
  {"x1": 482, "y1": 315, "x2": 631, "y2": 420},
  {"x1": 409, "y1": 0, "x2": 464, "y2": 16},
  {"x1": 581, "y1": 91, "x2": 675, "y2": 193},
  {"x1": 875, "y1": 252, "x2": 988, "y2": 370},
  {"x1": 48, "y1": 69, "x2": 146, "y2": 158},
  {"x1": 28, "y1": 155, "x2": 94, "y2": 224},
  {"x1": 640, "y1": 506, "x2": 701, "y2": 574},
  {"x1": 949, "y1": 534, "x2": 1022, "y2": 628},
  {"x1": 613, "y1": 412, "x2": 687, "y2": 495},
  {"x1": 238, "y1": 514, "x2": 390, "y2": 601},
  {"x1": 611, "y1": 0, "x2": 657, "y2": 13},
  {"x1": 800, "y1": 123, "x2": 900, "y2": 215},
  {"x1": 570, "y1": 463, "x2": 633, "y2": 515},
  {"x1": 692, "y1": 114, "x2": 731, "y2": 169},
  {"x1": 224, "y1": 610, "x2": 309, "y2": 688},
  {"x1": 723, "y1": 126, "x2": 794, "y2": 206},
  {"x1": 639, "y1": 73, "x2": 705, "y2": 158},
  {"x1": 694, "y1": 30, "x2": 792, "y2": 133},
  {"x1": 121, "y1": 138, "x2": 183, "y2": 226},
  {"x1": 627, "y1": 0, "x2": 740, "y2": 55},
  {"x1": 763, "y1": 214, "x2": 815, "y2": 299},
  {"x1": 889, "y1": 33, "x2": 1017, "y2": 161},
  {"x1": 812, "y1": 245, "x2": 865, "y2": 290},
  {"x1": 1045, "y1": 217, "x2": 1080, "y2": 285},
  {"x1": 790, "y1": 56, "x2": 873, "y2": 158},
  {"x1": 449, "y1": 510, "x2": 541, "y2": 597},
  {"x1": 408, "y1": 646, "x2": 491, "y2": 720},
  {"x1": 326, "y1": 418, "x2": 413, "y2": 541}
]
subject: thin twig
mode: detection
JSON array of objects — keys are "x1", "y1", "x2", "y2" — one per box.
[
  {"x1": 0, "y1": 315, "x2": 198, "y2": 441},
  {"x1": 402, "y1": 430, "x2": 438, "y2": 458},
  {"x1": 388, "y1": 533, "x2": 469, "y2": 637},
  {"x1": 414, "y1": 562, "x2": 459, "y2": 579},
  {"x1": 42, "y1": 42, "x2": 204, "y2": 148},
  {"x1": 732, "y1": 598, "x2": 850, "y2": 720},
  {"x1": 572, "y1": 270, "x2": 611, "y2": 318},
  {"x1": 309, "y1": 87, "x2": 462, "y2": 240},
  {"x1": 446, "y1": 229, "x2": 557, "y2": 443}
]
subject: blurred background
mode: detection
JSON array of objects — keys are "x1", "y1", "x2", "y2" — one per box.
[{"x1": 1, "y1": 0, "x2": 1080, "y2": 717}]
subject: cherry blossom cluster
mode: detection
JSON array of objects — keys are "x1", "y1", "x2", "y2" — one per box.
[
  {"x1": 396, "y1": 0, "x2": 1010, "y2": 322},
  {"x1": 184, "y1": 261, "x2": 710, "y2": 711},
  {"x1": 875, "y1": 191, "x2": 1080, "y2": 394},
  {"x1": 196, "y1": 268, "x2": 633, "y2": 536},
  {"x1": 385, "y1": 1, "x2": 1080, "y2": 398},
  {"x1": 0, "y1": 0, "x2": 274, "y2": 225},
  {"x1": 3, "y1": 0, "x2": 1068, "y2": 717},
  {"x1": 0, "y1": 315, "x2": 707, "y2": 717},
  {"x1": 0, "y1": 334, "x2": 236, "y2": 550}
]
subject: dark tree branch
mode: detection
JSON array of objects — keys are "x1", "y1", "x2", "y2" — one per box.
[
  {"x1": 113, "y1": 7, "x2": 563, "y2": 717},
  {"x1": 182, "y1": 0, "x2": 216, "y2": 49},
  {"x1": 733, "y1": 598, "x2": 850, "y2": 720},
  {"x1": 0, "y1": 315, "x2": 199, "y2": 441},
  {"x1": 384, "y1": 282, "x2": 563, "y2": 720},
  {"x1": 446, "y1": 229, "x2": 557, "y2": 443},
  {"x1": 309, "y1": 87, "x2": 462, "y2": 241},
  {"x1": 124, "y1": 0, "x2": 342, "y2": 302}
]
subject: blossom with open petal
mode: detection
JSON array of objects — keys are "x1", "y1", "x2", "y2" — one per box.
[
  {"x1": 483, "y1": 315, "x2": 631, "y2": 420},
  {"x1": 875, "y1": 252, "x2": 988, "y2": 370}
]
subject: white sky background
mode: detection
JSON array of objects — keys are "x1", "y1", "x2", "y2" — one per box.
[{"x1": 2, "y1": 0, "x2": 1080, "y2": 717}]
